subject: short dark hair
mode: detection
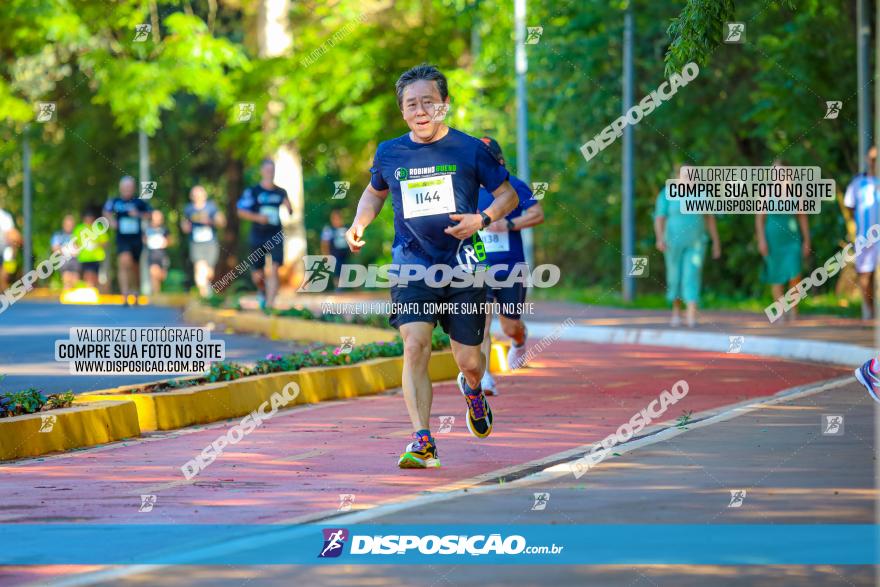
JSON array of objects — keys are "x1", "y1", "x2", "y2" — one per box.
[
  {"x1": 395, "y1": 64, "x2": 448, "y2": 109},
  {"x1": 261, "y1": 158, "x2": 275, "y2": 168}
]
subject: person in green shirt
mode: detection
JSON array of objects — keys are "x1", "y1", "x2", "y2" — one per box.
[
  {"x1": 755, "y1": 160, "x2": 810, "y2": 322},
  {"x1": 654, "y1": 164, "x2": 722, "y2": 327},
  {"x1": 73, "y1": 209, "x2": 109, "y2": 289}
]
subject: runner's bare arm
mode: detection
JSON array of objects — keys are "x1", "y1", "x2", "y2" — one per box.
[
  {"x1": 238, "y1": 209, "x2": 268, "y2": 224},
  {"x1": 445, "y1": 180, "x2": 518, "y2": 239},
  {"x1": 508, "y1": 202, "x2": 544, "y2": 230},
  {"x1": 346, "y1": 184, "x2": 389, "y2": 252}
]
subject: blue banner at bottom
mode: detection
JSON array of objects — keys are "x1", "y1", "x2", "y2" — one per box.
[{"x1": 0, "y1": 524, "x2": 875, "y2": 565}]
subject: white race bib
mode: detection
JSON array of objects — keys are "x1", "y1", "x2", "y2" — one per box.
[
  {"x1": 401, "y1": 175, "x2": 455, "y2": 219},
  {"x1": 477, "y1": 229, "x2": 510, "y2": 253},
  {"x1": 192, "y1": 225, "x2": 213, "y2": 243},
  {"x1": 119, "y1": 216, "x2": 140, "y2": 235},
  {"x1": 260, "y1": 205, "x2": 280, "y2": 226},
  {"x1": 147, "y1": 232, "x2": 166, "y2": 250}
]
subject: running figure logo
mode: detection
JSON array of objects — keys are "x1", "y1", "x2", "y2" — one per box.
[
  {"x1": 822, "y1": 414, "x2": 844, "y2": 435},
  {"x1": 531, "y1": 182, "x2": 549, "y2": 201},
  {"x1": 338, "y1": 494, "x2": 355, "y2": 512},
  {"x1": 728, "y1": 489, "x2": 746, "y2": 508},
  {"x1": 724, "y1": 22, "x2": 745, "y2": 43},
  {"x1": 318, "y1": 528, "x2": 349, "y2": 558},
  {"x1": 525, "y1": 26, "x2": 544, "y2": 44},
  {"x1": 629, "y1": 256, "x2": 649, "y2": 277},
  {"x1": 133, "y1": 24, "x2": 152, "y2": 42},
  {"x1": 824, "y1": 101, "x2": 842, "y2": 119},
  {"x1": 430, "y1": 102, "x2": 449, "y2": 122},
  {"x1": 332, "y1": 181, "x2": 350, "y2": 199},
  {"x1": 39, "y1": 415, "x2": 56, "y2": 433},
  {"x1": 727, "y1": 335, "x2": 744, "y2": 354},
  {"x1": 140, "y1": 181, "x2": 157, "y2": 200},
  {"x1": 335, "y1": 337, "x2": 355, "y2": 355},
  {"x1": 36, "y1": 102, "x2": 56, "y2": 123},
  {"x1": 531, "y1": 492, "x2": 550, "y2": 511},
  {"x1": 437, "y1": 415, "x2": 455, "y2": 433},
  {"x1": 237, "y1": 102, "x2": 255, "y2": 122},
  {"x1": 139, "y1": 494, "x2": 157, "y2": 512},
  {"x1": 298, "y1": 255, "x2": 337, "y2": 292}
]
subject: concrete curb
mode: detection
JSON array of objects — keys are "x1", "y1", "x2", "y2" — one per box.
[
  {"x1": 74, "y1": 349, "x2": 491, "y2": 432},
  {"x1": 184, "y1": 302, "x2": 398, "y2": 344},
  {"x1": 0, "y1": 401, "x2": 140, "y2": 461},
  {"x1": 521, "y1": 322, "x2": 871, "y2": 367}
]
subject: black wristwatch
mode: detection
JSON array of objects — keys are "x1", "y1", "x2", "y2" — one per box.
[
  {"x1": 506, "y1": 218, "x2": 516, "y2": 231},
  {"x1": 480, "y1": 211, "x2": 492, "y2": 227}
]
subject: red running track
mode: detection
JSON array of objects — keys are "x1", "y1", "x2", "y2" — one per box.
[{"x1": 0, "y1": 341, "x2": 847, "y2": 526}]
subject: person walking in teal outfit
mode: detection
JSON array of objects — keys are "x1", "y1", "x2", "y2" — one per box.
[
  {"x1": 654, "y1": 164, "x2": 722, "y2": 327},
  {"x1": 755, "y1": 160, "x2": 811, "y2": 323}
]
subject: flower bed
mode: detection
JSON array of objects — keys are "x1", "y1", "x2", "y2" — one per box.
[
  {"x1": 119, "y1": 327, "x2": 447, "y2": 395},
  {"x1": 0, "y1": 380, "x2": 76, "y2": 420}
]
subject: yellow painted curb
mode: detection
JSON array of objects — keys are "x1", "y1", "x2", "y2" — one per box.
[
  {"x1": 183, "y1": 302, "x2": 399, "y2": 344},
  {"x1": 0, "y1": 401, "x2": 140, "y2": 461},
  {"x1": 77, "y1": 351, "x2": 461, "y2": 432}
]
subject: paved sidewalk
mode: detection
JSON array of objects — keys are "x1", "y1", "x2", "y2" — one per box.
[{"x1": 252, "y1": 292, "x2": 876, "y2": 349}]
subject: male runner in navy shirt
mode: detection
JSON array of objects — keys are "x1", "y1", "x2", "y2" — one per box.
[
  {"x1": 103, "y1": 175, "x2": 151, "y2": 304},
  {"x1": 476, "y1": 137, "x2": 545, "y2": 395},
  {"x1": 345, "y1": 64, "x2": 519, "y2": 469},
  {"x1": 237, "y1": 159, "x2": 292, "y2": 309}
]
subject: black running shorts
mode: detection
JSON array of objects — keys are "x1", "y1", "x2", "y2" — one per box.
[{"x1": 389, "y1": 280, "x2": 488, "y2": 346}]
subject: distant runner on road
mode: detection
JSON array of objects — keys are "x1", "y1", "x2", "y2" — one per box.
[
  {"x1": 237, "y1": 159, "x2": 292, "y2": 310},
  {"x1": 103, "y1": 176, "x2": 151, "y2": 304},
  {"x1": 182, "y1": 185, "x2": 225, "y2": 297}
]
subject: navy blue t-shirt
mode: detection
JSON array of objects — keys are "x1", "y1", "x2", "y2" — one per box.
[
  {"x1": 370, "y1": 128, "x2": 509, "y2": 268},
  {"x1": 477, "y1": 175, "x2": 536, "y2": 267},
  {"x1": 237, "y1": 184, "x2": 288, "y2": 243},
  {"x1": 103, "y1": 197, "x2": 151, "y2": 241},
  {"x1": 184, "y1": 201, "x2": 219, "y2": 243}
]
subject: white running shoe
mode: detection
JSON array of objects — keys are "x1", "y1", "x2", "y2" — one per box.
[
  {"x1": 482, "y1": 371, "x2": 498, "y2": 396},
  {"x1": 507, "y1": 340, "x2": 528, "y2": 370}
]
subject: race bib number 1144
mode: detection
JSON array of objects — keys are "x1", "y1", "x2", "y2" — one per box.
[{"x1": 401, "y1": 175, "x2": 455, "y2": 218}]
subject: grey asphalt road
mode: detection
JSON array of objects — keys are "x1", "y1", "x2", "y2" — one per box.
[
  {"x1": 48, "y1": 377, "x2": 877, "y2": 587},
  {"x1": 0, "y1": 301, "x2": 307, "y2": 394}
]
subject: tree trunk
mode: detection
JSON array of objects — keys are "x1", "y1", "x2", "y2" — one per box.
[
  {"x1": 219, "y1": 156, "x2": 244, "y2": 284},
  {"x1": 256, "y1": 0, "x2": 306, "y2": 289}
]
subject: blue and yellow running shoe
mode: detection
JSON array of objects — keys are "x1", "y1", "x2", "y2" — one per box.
[
  {"x1": 398, "y1": 432, "x2": 440, "y2": 469},
  {"x1": 458, "y1": 372, "x2": 493, "y2": 438},
  {"x1": 855, "y1": 359, "x2": 880, "y2": 404}
]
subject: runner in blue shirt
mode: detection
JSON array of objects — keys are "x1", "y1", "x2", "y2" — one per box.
[
  {"x1": 237, "y1": 159, "x2": 292, "y2": 309},
  {"x1": 476, "y1": 137, "x2": 544, "y2": 395},
  {"x1": 345, "y1": 64, "x2": 519, "y2": 469},
  {"x1": 103, "y1": 175, "x2": 151, "y2": 304},
  {"x1": 845, "y1": 146, "x2": 880, "y2": 320}
]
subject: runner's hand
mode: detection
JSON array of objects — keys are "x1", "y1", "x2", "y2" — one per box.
[
  {"x1": 758, "y1": 240, "x2": 769, "y2": 257},
  {"x1": 486, "y1": 219, "x2": 506, "y2": 233},
  {"x1": 655, "y1": 239, "x2": 666, "y2": 253},
  {"x1": 444, "y1": 213, "x2": 482, "y2": 239},
  {"x1": 346, "y1": 223, "x2": 366, "y2": 253},
  {"x1": 256, "y1": 214, "x2": 270, "y2": 225}
]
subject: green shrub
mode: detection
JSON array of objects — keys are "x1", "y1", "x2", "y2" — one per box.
[
  {"x1": 1, "y1": 388, "x2": 47, "y2": 417},
  {"x1": 44, "y1": 391, "x2": 75, "y2": 410},
  {"x1": 206, "y1": 361, "x2": 251, "y2": 382}
]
